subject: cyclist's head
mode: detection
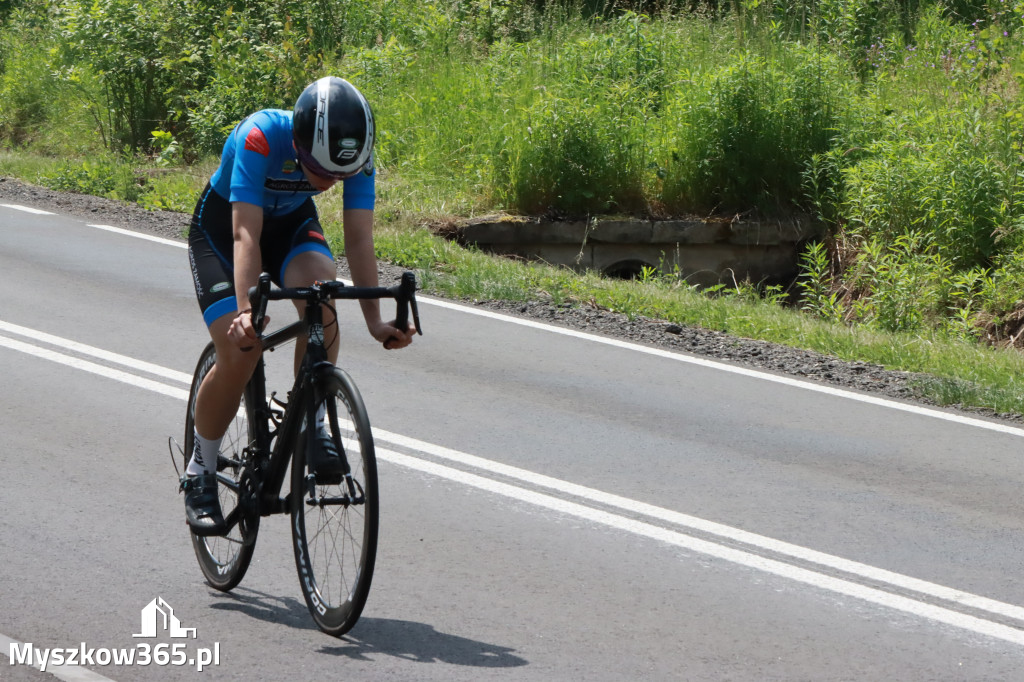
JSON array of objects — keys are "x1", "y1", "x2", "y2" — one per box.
[{"x1": 292, "y1": 77, "x2": 375, "y2": 181}]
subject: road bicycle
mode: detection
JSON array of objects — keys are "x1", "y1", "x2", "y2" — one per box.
[{"x1": 171, "y1": 271, "x2": 421, "y2": 636}]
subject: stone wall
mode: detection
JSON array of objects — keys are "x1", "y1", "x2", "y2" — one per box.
[{"x1": 455, "y1": 214, "x2": 824, "y2": 286}]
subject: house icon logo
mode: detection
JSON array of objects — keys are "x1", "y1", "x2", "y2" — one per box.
[{"x1": 133, "y1": 597, "x2": 197, "y2": 639}]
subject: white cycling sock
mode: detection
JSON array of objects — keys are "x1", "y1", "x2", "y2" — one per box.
[{"x1": 186, "y1": 429, "x2": 222, "y2": 477}]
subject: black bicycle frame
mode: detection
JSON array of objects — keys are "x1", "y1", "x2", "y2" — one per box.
[
  {"x1": 216, "y1": 271, "x2": 421, "y2": 531},
  {"x1": 242, "y1": 297, "x2": 336, "y2": 518}
]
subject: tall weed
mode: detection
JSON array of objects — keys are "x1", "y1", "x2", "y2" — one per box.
[
  {"x1": 495, "y1": 88, "x2": 649, "y2": 215},
  {"x1": 660, "y1": 47, "x2": 847, "y2": 216},
  {"x1": 836, "y1": 108, "x2": 1021, "y2": 269},
  {"x1": 0, "y1": 4, "x2": 101, "y2": 154}
]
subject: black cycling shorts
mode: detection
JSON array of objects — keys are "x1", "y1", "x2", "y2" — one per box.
[{"x1": 187, "y1": 183, "x2": 334, "y2": 326}]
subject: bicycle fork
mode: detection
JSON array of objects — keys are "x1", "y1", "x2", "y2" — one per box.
[{"x1": 305, "y1": 361, "x2": 366, "y2": 509}]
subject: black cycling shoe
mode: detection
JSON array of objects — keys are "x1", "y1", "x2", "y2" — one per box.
[
  {"x1": 308, "y1": 426, "x2": 345, "y2": 486},
  {"x1": 181, "y1": 473, "x2": 227, "y2": 536}
]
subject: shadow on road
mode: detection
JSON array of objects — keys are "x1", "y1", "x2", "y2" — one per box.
[
  {"x1": 322, "y1": 618, "x2": 528, "y2": 668},
  {"x1": 203, "y1": 588, "x2": 526, "y2": 668},
  {"x1": 206, "y1": 586, "x2": 317, "y2": 631}
]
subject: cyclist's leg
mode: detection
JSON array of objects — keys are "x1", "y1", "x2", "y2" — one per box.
[
  {"x1": 185, "y1": 185, "x2": 260, "y2": 533},
  {"x1": 184, "y1": 319, "x2": 259, "y2": 534},
  {"x1": 188, "y1": 185, "x2": 261, "y2": 467},
  {"x1": 284, "y1": 250, "x2": 341, "y2": 369},
  {"x1": 185, "y1": 341, "x2": 259, "y2": 586},
  {"x1": 266, "y1": 206, "x2": 344, "y2": 479},
  {"x1": 262, "y1": 201, "x2": 340, "y2": 370},
  {"x1": 192, "y1": 314, "x2": 261, "y2": 444},
  {"x1": 283, "y1": 251, "x2": 344, "y2": 481}
]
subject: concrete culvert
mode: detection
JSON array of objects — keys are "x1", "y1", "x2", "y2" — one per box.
[{"x1": 604, "y1": 259, "x2": 656, "y2": 280}]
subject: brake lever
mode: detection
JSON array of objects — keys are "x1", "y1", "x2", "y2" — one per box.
[
  {"x1": 386, "y1": 272, "x2": 422, "y2": 347},
  {"x1": 410, "y1": 296, "x2": 423, "y2": 336},
  {"x1": 394, "y1": 272, "x2": 414, "y2": 333},
  {"x1": 249, "y1": 272, "x2": 271, "y2": 335}
]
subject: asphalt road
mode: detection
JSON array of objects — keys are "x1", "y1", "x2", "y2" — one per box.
[{"x1": 4, "y1": 203, "x2": 1024, "y2": 680}]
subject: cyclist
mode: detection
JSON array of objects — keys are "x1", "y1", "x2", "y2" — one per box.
[{"x1": 183, "y1": 76, "x2": 414, "y2": 535}]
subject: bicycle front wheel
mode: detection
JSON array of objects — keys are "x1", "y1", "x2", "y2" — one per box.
[
  {"x1": 291, "y1": 367, "x2": 379, "y2": 636},
  {"x1": 184, "y1": 343, "x2": 259, "y2": 591}
]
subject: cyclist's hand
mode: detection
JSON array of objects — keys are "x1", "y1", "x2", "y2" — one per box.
[
  {"x1": 370, "y1": 320, "x2": 414, "y2": 350},
  {"x1": 228, "y1": 309, "x2": 268, "y2": 352}
]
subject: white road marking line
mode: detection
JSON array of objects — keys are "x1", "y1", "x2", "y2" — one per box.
[
  {"x1": 3, "y1": 328, "x2": 1024, "y2": 646},
  {"x1": 379, "y1": 446, "x2": 1024, "y2": 647},
  {"x1": 1, "y1": 203, "x2": 54, "y2": 215},
  {"x1": 0, "y1": 334, "x2": 189, "y2": 401},
  {"x1": 374, "y1": 426, "x2": 1024, "y2": 623},
  {"x1": 86, "y1": 224, "x2": 186, "y2": 249},
  {"x1": 0, "y1": 634, "x2": 116, "y2": 681},
  {"x1": 0, "y1": 320, "x2": 192, "y2": 384},
  {"x1": 55, "y1": 216, "x2": 1024, "y2": 439}
]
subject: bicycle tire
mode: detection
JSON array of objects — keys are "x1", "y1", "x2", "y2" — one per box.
[
  {"x1": 184, "y1": 343, "x2": 260, "y2": 591},
  {"x1": 291, "y1": 367, "x2": 379, "y2": 636}
]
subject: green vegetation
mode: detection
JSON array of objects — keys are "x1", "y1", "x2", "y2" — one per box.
[{"x1": 3, "y1": 0, "x2": 1024, "y2": 414}]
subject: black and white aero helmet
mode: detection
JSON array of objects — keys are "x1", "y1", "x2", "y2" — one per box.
[{"x1": 292, "y1": 76, "x2": 375, "y2": 180}]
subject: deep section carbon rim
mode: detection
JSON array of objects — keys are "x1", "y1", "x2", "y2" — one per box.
[
  {"x1": 185, "y1": 344, "x2": 259, "y2": 591},
  {"x1": 291, "y1": 367, "x2": 379, "y2": 636}
]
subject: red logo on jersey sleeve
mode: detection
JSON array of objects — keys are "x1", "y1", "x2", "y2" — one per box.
[{"x1": 244, "y1": 127, "x2": 270, "y2": 156}]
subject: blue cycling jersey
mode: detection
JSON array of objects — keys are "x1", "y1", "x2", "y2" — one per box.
[{"x1": 209, "y1": 109, "x2": 375, "y2": 217}]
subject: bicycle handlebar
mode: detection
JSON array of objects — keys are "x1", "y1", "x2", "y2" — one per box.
[{"x1": 247, "y1": 271, "x2": 423, "y2": 341}]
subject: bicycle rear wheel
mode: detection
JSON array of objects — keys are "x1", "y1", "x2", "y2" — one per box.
[
  {"x1": 184, "y1": 343, "x2": 259, "y2": 591},
  {"x1": 291, "y1": 367, "x2": 379, "y2": 636}
]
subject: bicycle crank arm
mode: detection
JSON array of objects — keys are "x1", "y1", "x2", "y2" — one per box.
[{"x1": 219, "y1": 507, "x2": 243, "y2": 533}]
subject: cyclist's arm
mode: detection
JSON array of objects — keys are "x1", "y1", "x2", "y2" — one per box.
[
  {"x1": 344, "y1": 208, "x2": 413, "y2": 349},
  {"x1": 229, "y1": 201, "x2": 265, "y2": 348}
]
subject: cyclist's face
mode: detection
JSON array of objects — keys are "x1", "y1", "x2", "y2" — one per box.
[{"x1": 300, "y1": 162, "x2": 339, "y2": 191}]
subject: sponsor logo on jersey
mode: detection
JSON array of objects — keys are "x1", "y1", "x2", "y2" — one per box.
[
  {"x1": 244, "y1": 127, "x2": 270, "y2": 156},
  {"x1": 211, "y1": 281, "x2": 231, "y2": 293},
  {"x1": 264, "y1": 179, "x2": 316, "y2": 192},
  {"x1": 308, "y1": 231, "x2": 326, "y2": 242},
  {"x1": 282, "y1": 159, "x2": 297, "y2": 174}
]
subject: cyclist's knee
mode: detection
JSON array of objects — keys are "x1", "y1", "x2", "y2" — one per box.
[
  {"x1": 207, "y1": 315, "x2": 261, "y2": 376},
  {"x1": 283, "y1": 250, "x2": 336, "y2": 287}
]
